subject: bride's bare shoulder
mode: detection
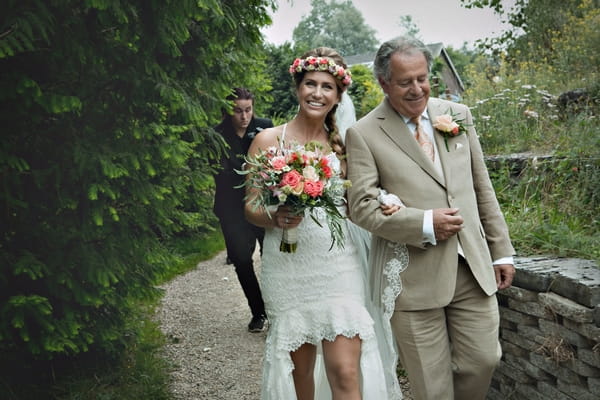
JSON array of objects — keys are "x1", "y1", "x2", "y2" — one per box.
[{"x1": 251, "y1": 125, "x2": 284, "y2": 149}]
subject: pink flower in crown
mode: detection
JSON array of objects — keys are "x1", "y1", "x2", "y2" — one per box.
[
  {"x1": 280, "y1": 169, "x2": 302, "y2": 188},
  {"x1": 303, "y1": 180, "x2": 325, "y2": 198},
  {"x1": 305, "y1": 57, "x2": 317, "y2": 71},
  {"x1": 318, "y1": 57, "x2": 329, "y2": 70},
  {"x1": 269, "y1": 155, "x2": 287, "y2": 171},
  {"x1": 289, "y1": 59, "x2": 299, "y2": 74}
]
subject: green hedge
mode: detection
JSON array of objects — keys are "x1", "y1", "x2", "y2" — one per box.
[{"x1": 0, "y1": 0, "x2": 274, "y2": 359}]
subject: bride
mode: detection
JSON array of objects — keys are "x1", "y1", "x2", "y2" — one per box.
[{"x1": 244, "y1": 47, "x2": 404, "y2": 399}]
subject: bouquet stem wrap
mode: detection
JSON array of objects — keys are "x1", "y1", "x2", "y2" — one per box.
[{"x1": 280, "y1": 227, "x2": 298, "y2": 253}]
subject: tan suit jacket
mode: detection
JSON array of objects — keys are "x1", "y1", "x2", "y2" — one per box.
[{"x1": 346, "y1": 97, "x2": 515, "y2": 310}]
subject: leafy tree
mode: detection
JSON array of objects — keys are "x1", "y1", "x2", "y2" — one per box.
[
  {"x1": 0, "y1": 0, "x2": 274, "y2": 359},
  {"x1": 462, "y1": 0, "x2": 599, "y2": 90},
  {"x1": 462, "y1": 0, "x2": 600, "y2": 60},
  {"x1": 347, "y1": 64, "x2": 384, "y2": 119},
  {"x1": 262, "y1": 42, "x2": 303, "y2": 121},
  {"x1": 292, "y1": 0, "x2": 378, "y2": 57}
]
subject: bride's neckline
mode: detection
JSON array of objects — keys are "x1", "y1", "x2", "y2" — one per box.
[{"x1": 281, "y1": 123, "x2": 330, "y2": 148}]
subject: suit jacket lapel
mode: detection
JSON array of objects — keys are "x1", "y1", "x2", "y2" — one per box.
[{"x1": 377, "y1": 99, "x2": 446, "y2": 187}]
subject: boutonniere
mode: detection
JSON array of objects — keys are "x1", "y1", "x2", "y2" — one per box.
[{"x1": 432, "y1": 111, "x2": 469, "y2": 152}]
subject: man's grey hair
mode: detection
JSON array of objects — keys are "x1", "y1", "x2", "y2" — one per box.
[{"x1": 373, "y1": 36, "x2": 433, "y2": 83}]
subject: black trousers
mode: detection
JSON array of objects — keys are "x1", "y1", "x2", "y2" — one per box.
[{"x1": 218, "y1": 212, "x2": 265, "y2": 318}]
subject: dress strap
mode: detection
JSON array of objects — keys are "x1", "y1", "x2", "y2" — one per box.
[
  {"x1": 281, "y1": 123, "x2": 287, "y2": 141},
  {"x1": 278, "y1": 123, "x2": 288, "y2": 150}
]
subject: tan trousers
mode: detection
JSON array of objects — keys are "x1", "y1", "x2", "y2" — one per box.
[{"x1": 391, "y1": 258, "x2": 502, "y2": 400}]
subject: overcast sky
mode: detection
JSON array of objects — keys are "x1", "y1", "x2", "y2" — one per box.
[{"x1": 262, "y1": 0, "x2": 514, "y2": 49}]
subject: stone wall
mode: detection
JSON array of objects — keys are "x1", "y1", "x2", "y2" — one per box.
[{"x1": 488, "y1": 257, "x2": 600, "y2": 399}]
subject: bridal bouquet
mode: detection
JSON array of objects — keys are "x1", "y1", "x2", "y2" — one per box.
[{"x1": 238, "y1": 141, "x2": 350, "y2": 253}]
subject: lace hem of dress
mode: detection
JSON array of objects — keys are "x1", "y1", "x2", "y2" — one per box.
[
  {"x1": 264, "y1": 302, "x2": 375, "y2": 353},
  {"x1": 381, "y1": 241, "x2": 409, "y2": 320},
  {"x1": 375, "y1": 240, "x2": 408, "y2": 400},
  {"x1": 262, "y1": 300, "x2": 376, "y2": 390}
]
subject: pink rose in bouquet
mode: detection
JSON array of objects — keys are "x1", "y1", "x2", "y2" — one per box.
[
  {"x1": 281, "y1": 169, "x2": 303, "y2": 188},
  {"x1": 304, "y1": 180, "x2": 325, "y2": 198},
  {"x1": 270, "y1": 156, "x2": 287, "y2": 170}
]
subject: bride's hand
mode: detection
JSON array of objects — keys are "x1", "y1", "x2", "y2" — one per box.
[
  {"x1": 381, "y1": 203, "x2": 402, "y2": 216},
  {"x1": 378, "y1": 189, "x2": 404, "y2": 216},
  {"x1": 275, "y1": 206, "x2": 302, "y2": 228}
]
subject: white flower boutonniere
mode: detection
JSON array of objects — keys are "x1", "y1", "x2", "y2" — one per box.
[{"x1": 433, "y1": 111, "x2": 469, "y2": 152}]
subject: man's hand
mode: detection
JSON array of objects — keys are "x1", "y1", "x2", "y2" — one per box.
[
  {"x1": 494, "y1": 264, "x2": 516, "y2": 290},
  {"x1": 433, "y1": 208, "x2": 464, "y2": 241}
]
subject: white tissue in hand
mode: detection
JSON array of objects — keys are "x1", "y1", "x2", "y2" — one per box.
[{"x1": 378, "y1": 189, "x2": 404, "y2": 207}]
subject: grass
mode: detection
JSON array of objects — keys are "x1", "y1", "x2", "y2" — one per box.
[
  {"x1": 0, "y1": 307, "x2": 172, "y2": 400},
  {"x1": 486, "y1": 147, "x2": 600, "y2": 262},
  {"x1": 463, "y1": 72, "x2": 600, "y2": 263},
  {"x1": 1, "y1": 229, "x2": 226, "y2": 400},
  {"x1": 50, "y1": 312, "x2": 171, "y2": 400},
  {"x1": 161, "y1": 228, "x2": 226, "y2": 282}
]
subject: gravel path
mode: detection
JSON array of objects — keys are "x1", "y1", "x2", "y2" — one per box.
[{"x1": 156, "y1": 249, "x2": 412, "y2": 399}]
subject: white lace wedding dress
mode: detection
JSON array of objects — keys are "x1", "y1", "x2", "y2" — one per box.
[{"x1": 259, "y1": 135, "x2": 404, "y2": 399}]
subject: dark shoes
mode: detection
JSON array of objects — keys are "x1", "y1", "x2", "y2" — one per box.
[{"x1": 248, "y1": 315, "x2": 268, "y2": 333}]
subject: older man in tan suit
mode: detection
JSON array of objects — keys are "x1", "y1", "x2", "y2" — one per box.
[{"x1": 346, "y1": 36, "x2": 516, "y2": 400}]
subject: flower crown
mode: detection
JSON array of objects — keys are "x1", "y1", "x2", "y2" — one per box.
[{"x1": 289, "y1": 56, "x2": 352, "y2": 88}]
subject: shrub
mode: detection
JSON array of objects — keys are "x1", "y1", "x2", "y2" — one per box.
[{"x1": 0, "y1": 0, "x2": 274, "y2": 359}]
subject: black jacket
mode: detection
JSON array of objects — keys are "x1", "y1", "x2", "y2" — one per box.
[{"x1": 212, "y1": 116, "x2": 273, "y2": 218}]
